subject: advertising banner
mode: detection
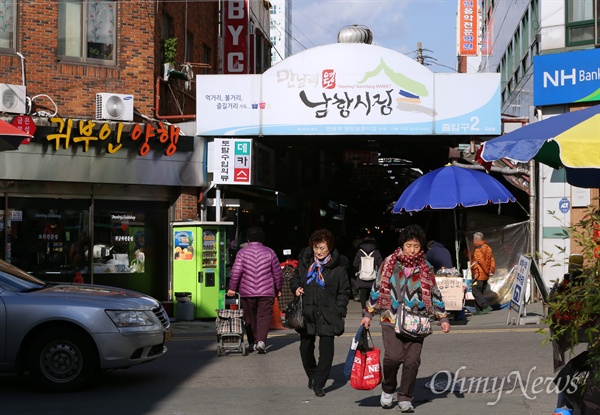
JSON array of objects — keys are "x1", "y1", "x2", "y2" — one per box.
[
  {"x1": 197, "y1": 43, "x2": 500, "y2": 136},
  {"x1": 457, "y1": 0, "x2": 479, "y2": 56},
  {"x1": 507, "y1": 255, "x2": 530, "y2": 324},
  {"x1": 212, "y1": 138, "x2": 252, "y2": 185}
]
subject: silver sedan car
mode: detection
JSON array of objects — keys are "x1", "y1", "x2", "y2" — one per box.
[{"x1": 0, "y1": 260, "x2": 171, "y2": 392}]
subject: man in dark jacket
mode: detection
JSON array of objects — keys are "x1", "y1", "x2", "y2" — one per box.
[
  {"x1": 227, "y1": 226, "x2": 283, "y2": 354},
  {"x1": 425, "y1": 240, "x2": 453, "y2": 273}
]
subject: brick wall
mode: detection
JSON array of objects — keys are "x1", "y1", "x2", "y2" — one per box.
[
  {"x1": 1, "y1": 2, "x2": 219, "y2": 120},
  {"x1": 159, "y1": 2, "x2": 220, "y2": 74},
  {"x1": 1, "y1": 3, "x2": 153, "y2": 118},
  {"x1": 175, "y1": 188, "x2": 199, "y2": 221},
  {"x1": 1, "y1": 2, "x2": 218, "y2": 221}
]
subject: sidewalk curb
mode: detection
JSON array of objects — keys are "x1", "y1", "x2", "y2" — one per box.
[{"x1": 170, "y1": 300, "x2": 548, "y2": 336}]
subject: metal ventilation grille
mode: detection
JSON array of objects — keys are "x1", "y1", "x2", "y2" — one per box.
[
  {"x1": 2, "y1": 89, "x2": 18, "y2": 110},
  {"x1": 105, "y1": 95, "x2": 125, "y2": 118},
  {"x1": 152, "y1": 305, "x2": 171, "y2": 329}
]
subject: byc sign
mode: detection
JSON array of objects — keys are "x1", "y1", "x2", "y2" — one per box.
[{"x1": 223, "y1": 0, "x2": 248, "y2": 74}]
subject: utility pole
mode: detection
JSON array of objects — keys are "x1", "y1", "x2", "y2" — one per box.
[{"x1": 416, "y1": 42, "x2": 424, "y2": 65}]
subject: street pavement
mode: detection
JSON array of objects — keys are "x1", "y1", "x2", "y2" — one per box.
[
  {"x1": 0, "y1": 299, "x2": 558, "y2": 415},
  {"x1": 167, "y1": 299, "x2": 560, "y2": 415}
]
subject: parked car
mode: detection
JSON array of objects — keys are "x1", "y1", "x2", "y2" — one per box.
[{"x1": 0, "y1": 260, "x2": 171, "y2": 392}]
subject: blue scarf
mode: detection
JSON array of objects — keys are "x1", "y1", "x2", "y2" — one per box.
[{"x1": 306, "y1": 254, "x2": 331, "y2": 288}]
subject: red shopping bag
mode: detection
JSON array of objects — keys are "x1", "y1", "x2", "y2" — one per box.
[{"x1": 350, "y1": 328, "x2": 381, "y2": 390}]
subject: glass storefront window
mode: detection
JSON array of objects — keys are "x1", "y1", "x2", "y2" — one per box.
[
  {"x1": 4, "y1": 199, "x2": 151, "y2": 277},
  {"x1": 92, "y1": 209, "x2": 145, "y2": 274},
  {"x1": 5, "y1": 200, "x2": 90, "y2": 275},
  {"x1": 2, "y1": 197, "x2": 168, "y2": 301}
]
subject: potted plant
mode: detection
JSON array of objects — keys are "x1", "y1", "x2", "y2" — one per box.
[
  {"x1": 544, "y1": 202, "x2": 600, "y2": 412},
  {"x1": 161, "y1": 37, "x2": 178, "y2": 79}
]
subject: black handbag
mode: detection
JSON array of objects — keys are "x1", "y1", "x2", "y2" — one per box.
[{"x1": 284, "y1": 296, "x2": 304, "y2": 329}]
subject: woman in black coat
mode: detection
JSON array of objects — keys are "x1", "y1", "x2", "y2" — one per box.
[{"x1": 290, "y1": 229, "x2": 351, "y2": 398}]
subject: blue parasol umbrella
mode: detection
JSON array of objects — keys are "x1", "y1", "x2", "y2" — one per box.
[
  {"x1": 392, "y1": 165, "x2": 516, "y2": 266},
  {"x1": 392, "y1": 165, "x2": 516, "y2": 213}
]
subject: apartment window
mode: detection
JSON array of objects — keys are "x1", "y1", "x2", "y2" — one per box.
[
  {"x1": 514, "y1": 29, "x2": 521, "y2": 66},
  {"x1": 0, "y1": 0, "x2": 16, "y2": 50},
  {"x1": 58, "y1": 0, "x2": 117, "y2": 64},
  {"x1": 566, "y1": 0, "x2": 600, "y2": 45},
  {"x1": 522, "y1": 10, "x2": 530, "y2": 52}
]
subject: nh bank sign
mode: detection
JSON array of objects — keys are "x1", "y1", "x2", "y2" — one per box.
[{"x1": 534, "y1": 49, "x2": 600, "y2": 106}]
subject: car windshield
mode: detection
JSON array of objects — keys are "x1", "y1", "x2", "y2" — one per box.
[{"x1": 0, "y1": 260, "x2": 46, "y2": 292}]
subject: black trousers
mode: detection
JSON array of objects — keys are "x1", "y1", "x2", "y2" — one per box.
[
  {"x1": 471, "y1": 279, "x2": 489, "y2": 310},
  {"x1": 299, "y1": 334, "x2": 335, "y2": 388},
  {"x1": 359, "y1": 287, "x2": 371, "y2": 310}
]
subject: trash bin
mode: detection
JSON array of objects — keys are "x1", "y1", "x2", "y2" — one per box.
[{"x1": 175, "y1": 292, "x2": 194, "y2": 321}]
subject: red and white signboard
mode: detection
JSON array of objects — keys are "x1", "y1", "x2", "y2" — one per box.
[
  {"x1": 223, "y1": 0, "x2": 249, "y2": 74},
  {"x1": 11, "y1": 115, "x2": 36, "y2": 144},
  {"x1": 213, "y1": 138, "x2": 252, "y2": 185},
  {"x1": 457, "y1": 0, "x2": 479, "y2": 57}
]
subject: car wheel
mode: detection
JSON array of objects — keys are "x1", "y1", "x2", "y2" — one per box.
[{"x1": 28, "y1": 326, "x2": 99, "y2": 392}]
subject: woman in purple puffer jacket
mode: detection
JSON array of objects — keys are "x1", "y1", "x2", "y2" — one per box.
[{"x1": 227, "y1": 226, "x2": 283, "y2": 354}]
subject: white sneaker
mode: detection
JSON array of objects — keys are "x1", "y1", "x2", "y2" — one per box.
[
  {"x1": 397, "y1": 401, "x2": 414, "y2": 413},
  {"x1": 380, "y1": 392, "x2": 393, "y2": 408},
  {"x1": 256, "y1": 341, "x2": 266, "y2": 354}
]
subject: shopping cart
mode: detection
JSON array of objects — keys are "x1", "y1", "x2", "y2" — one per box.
[{"x1": 215, "y1": 294, "x2": 246, "y2": 356}]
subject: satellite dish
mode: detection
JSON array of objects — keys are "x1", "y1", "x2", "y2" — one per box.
[
  {"x1": 105, "y1": 95, "x2": 125, "y2": 119},
  {"x1": 337, "y1": 25, "x2": 373, "y2": 44}
]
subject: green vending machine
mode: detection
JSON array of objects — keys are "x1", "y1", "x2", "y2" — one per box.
[{"x1": 172, "y1": 221, "x2": 232, "y2": 319}]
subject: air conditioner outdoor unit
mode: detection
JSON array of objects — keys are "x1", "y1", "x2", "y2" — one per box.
[
  {"x1": 0, "y1": 84, "x2": 27, "y2": 114},
  {"x1": 96, "y1": 93, "x2": 134, "y2": 121}
]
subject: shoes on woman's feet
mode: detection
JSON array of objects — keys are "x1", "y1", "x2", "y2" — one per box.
[
  {"x1": 313, "y1": 386, "x2": 326, "y2": 397},
  {"x1": 380, "y1": 392, "x2": 393, "y2": 408},
  {"x1": 256, "y1": 341, "x2": 266, "y2": 354},
  {"x1": 397, "y1": 401, "x2": 415, "y2": 412},
  {"x1": 307, "y1": 378, "x2": 314, "y2": 390}
]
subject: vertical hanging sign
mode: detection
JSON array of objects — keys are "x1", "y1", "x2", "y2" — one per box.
[
  {"x1": 213, "y1": 138, "x2": 252, "y2": 185},
  {"x1": 457, "y1": 0, "x2": 479, "y2": 57},
  {"x1": 223, "y1": 0, "x2": 249, "y2": 74}
]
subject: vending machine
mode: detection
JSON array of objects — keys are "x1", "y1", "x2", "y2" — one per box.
[{"x1": 171, "y1": 221, "x2": 233, "y2": 319}]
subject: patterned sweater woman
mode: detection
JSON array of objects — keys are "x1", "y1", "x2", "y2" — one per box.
[{"x1": 361, "y1": 224, "x2": 450, "y2": 413}]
